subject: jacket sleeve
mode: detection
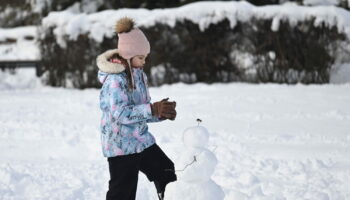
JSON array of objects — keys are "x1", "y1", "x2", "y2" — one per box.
[
  {"x1": 146, "y1": 92, "x2": 162, "y2": 123},
  {"x1": 108, "y1": 76, "x2": 154, "y2": 125},
  {"x1": 146, "y1": 114, "x2": 162, "y2": 123},
  {"x1": 143, "y1": 72, "x2": 163, "y2": 123}
]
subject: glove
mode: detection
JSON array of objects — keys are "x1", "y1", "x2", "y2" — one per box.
[
  {"x1": 151, "y1": 98, "x2": 177, "y2": 120},
  {"x1": 151, "y1": 98, "x2": 176, "y2": 120}
]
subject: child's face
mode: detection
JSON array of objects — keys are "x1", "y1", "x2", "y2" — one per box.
[{"x1": 131, "y1": 54, "x2": 148, "y2": 68}]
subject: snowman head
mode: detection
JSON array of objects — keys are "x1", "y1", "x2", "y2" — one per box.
[{"x1": 182, "y1": 126, "x2": 209, "y2": 149}]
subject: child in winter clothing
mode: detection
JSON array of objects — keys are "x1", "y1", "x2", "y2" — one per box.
[{"x1": 96, "y1": 17, "x2": 177, "y2": 200}]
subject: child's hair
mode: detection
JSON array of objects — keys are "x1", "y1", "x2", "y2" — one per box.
[{"x1": 110, "y1": 53, "x2": 135, "y2": 91}]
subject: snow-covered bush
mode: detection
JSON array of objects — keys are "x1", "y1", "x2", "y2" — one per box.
[
  {"x1": 146, "y1": 18, "x2": 344, "y2": 85},
  {"x1": 0, "y1": 0, "x2": 120, "y2": 28},
  {"x1": 39, "y1": 28, "x2": 107, "y2": 88},
  {"x1": 38, "y1": 1, "x2": 350, "y2": 88},
  {"x1": 0, "y1": 0, "x2": 41, "y2": 27}
]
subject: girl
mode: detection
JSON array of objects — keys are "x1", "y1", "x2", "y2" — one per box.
[{"x1": 96, "y1": 17, "x2": 177, "y2": 200}]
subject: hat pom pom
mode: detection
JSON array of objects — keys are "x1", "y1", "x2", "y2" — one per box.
[{"x1": 115, "y1": 17, "x2": 135, "y2": 34}]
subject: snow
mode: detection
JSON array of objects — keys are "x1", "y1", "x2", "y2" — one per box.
[
  {"x1": 1, "y1": 68, "x2": 350, "y2": 199},
  {"x1": 0, "y1": 68, "x2": 42, "y2": 90},
  {"x1": 330, "y1": 62, "x2": 350, "y2": 84},
  {"x1": 42, "y1": 1, "x2": 350, "y2": 48},
  {"x1": 183, "y1": 126, "x2": 209, "y2": 148},
  {"x1": 29, "y1": 0, "x2": 52, "y2": 13},
  {"x1": 0, "y1": 26, "x2": 40, "y2": 61},
  {"x1": 303, "y1": 0, "x2": 340, "y2": 6},
  {"x1": 0, "y1": 26, "x2": 37, "y2": 42}
]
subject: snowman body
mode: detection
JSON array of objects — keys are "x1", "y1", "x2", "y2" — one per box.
[{"x1": 167, "y1": 126, "x2": 225, "y2": 200}]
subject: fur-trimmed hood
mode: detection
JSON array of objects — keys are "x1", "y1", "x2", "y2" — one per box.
[
  {"x1": 96, "y1": 49, "x2": 128, "y2": 84},
  {"x1": 96, "y1": 48, "x2": 138, "y2": 88},
  {"x1": 96, "y1": 49, "x2": 126, "y2": 74}
]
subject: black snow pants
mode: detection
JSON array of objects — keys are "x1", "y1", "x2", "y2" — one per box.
[{"x1": 106, "y1": 144, "x2": 177, "y2": 200}]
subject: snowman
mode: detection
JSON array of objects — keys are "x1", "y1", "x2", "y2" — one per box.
[{"x1": 166, "y1": 120, "x2": 225, "y2": 200}]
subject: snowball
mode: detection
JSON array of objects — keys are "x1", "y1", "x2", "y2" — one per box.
[
  {"x1": 178, "y1": 149, "x2": 218, "y2": 183},
  {"x1": 182, "y1": 126, "x2": 209, "y2": 148}
]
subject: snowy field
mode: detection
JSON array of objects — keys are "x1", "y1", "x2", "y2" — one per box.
[{"x1": 0, "y1": 69, "x2": 350, "y2": 200}]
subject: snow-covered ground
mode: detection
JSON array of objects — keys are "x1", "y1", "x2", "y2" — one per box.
[{"x1": 0, "y1": 69, "x2": 350, "y2": 200}]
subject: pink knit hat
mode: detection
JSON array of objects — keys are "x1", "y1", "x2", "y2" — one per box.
[{"x1": 115, "y1": 18, "x2": 150, "y2": 59}]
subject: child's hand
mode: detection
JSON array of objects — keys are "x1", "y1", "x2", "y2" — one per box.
[
  {"x1": 161, "y1": 98, "x2": 176, "y2": 109},
  {"x1": 151, "y1": 98, "x2": 177, "y2": 120}
]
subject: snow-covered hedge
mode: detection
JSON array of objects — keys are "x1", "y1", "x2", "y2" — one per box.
[
  {"x1": 0, "y1": 0, "x2": 41, "y2": 27},
  {"x1": 39, "y1": 1, "x2": 350, "y2": 88},
  {"x1": 0, "y1": 0, "x2": 117, "y2": 28}
]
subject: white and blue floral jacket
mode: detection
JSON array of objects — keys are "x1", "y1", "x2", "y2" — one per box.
[{"x1": 97, "y1": 49, "x2": 161, "y2": 157}]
